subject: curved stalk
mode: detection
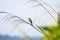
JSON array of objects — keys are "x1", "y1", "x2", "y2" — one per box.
[
  {"x1": 44, "y1": 2, "x2": 60, "y2": 15},
  {"x1": 26, "y1": 0, "x2": 57, "y2": 23},
  {"x1": 0, "y1": 11, "x2": 46, "y2": 35},
  {"x1": 34, "y1": 0, "x2": 57, "y2": 23}
]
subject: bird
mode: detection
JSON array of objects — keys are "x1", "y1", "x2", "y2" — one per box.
[{"x1": 28, "y1": 18, "x2": 33, "y2": 26}]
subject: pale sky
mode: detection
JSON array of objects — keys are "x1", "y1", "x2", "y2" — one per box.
[{"x1": 0, "y1": 0, "x2": 60, "y2": 37}]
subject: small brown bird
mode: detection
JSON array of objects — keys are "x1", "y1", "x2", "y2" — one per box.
[{"x1": 28, "y1": 18, "x2": 33, "y2": 26}]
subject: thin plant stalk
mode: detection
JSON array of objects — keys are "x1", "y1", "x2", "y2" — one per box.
[
  {"x1": 35, "y1": 0, "x2": 57, "y2": 23},
  {"x1": 44, "y1": 2, "x2": 58, "y2": 14},
  {"x1": 0, "y1": 11, "x2": 47, "y2": 36},
  {"x1": 26, "y1": 0, "x2": 57, "y2": 23}
]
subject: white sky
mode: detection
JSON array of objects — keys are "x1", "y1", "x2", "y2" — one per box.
[{"x1": 0, "y1": 0, "x2": 60, "y2": 37}]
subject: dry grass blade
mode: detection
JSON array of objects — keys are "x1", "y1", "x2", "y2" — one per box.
[
  {"x1": 44, "y1": 2, "x2": 58, "y2": 15},
  {"x1": 25, "y1": 0, "x2": 36, "y2": 4},
  {"x1": 12, "y1": 19, "x2": 25, "y2": 28},
  {"x1": 2, "y1": 15, "x2": 18, "y2": 22},
  {"x1": 32, "y1": 4, "x2": 41, "y2": 7},
  {"x1": 36, "y1": 25, "x2": 47, "y2": 36},
  {"x1": 1, "y1": 14, "x2": 11, "y2": 21},
  {"x1": 0, "y1": 11, "x2": 12, "y2": 15},
  {"x1": 0, "y1": 11, "x2": 8, "y2": 13}
]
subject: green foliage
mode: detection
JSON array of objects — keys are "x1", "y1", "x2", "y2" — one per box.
[
  {"x1": 36, "y1": 12, "x2": 60, "y2": 40},
  {"x1": 58, "y1": 11, "x2": 60, "y2": 26},
  {"x1": 42, "y1": 12, "x2": 60, "y2": 40},
  {"x1": 43, "y1": 26, "x2": 60, "y2": 40}
]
